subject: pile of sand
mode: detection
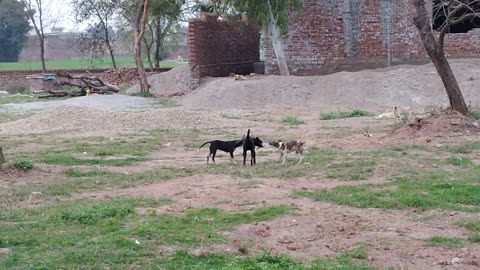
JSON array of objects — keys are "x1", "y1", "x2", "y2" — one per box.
[
  {"x1": 389, "y1": 110, "x2": 479, "y2": 140},
  {"x1": 128, "y1": 65, "x2": 191, "y2": 97},
  {"x1": 177, "y1": 59, "x2": 480, "y2": 112}
]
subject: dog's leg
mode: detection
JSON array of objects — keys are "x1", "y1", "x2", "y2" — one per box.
[
  {"x1": 277, "y1": 151, "x2": 284, "y2": 163},
  {"x1": 212, "y1": 150, "x2": 217, "y2": 164},
  {"x1": 252, "y1": 149, "x2": 256, "y2": 166},
  {"x1": 206, "y1": 151, "x2": 212, "y2": 164},
  {"x1": 297, "y1": 154, "x2": 304, "y2": 165},
  {"x1": 281, "y1": 153, "x2": 287, "y2": 165},
  {"x1": 229, "y1": 152, "x2": 235, "y2": 164},
  {"x1": 243, "y1": 149, "x2": 247, "y2": 166}
]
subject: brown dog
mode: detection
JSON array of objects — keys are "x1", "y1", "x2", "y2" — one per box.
[{"x1": 268, "y1": 140, "x2": 305, "y2": 165}]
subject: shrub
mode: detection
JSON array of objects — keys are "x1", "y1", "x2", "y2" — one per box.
[{"x1": 14, "y1": 160, "x2": 33, "y2": 170}]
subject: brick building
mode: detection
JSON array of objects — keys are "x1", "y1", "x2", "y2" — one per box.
[
  {"x1": 264, "y1": 0, "x2": 480, "y2": 76},
  {"x1": 188, "y1": 13, "x2": 260, "y2": 88}
]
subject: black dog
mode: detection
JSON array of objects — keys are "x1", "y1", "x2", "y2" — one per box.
[
  {"x1": 243, "y1": 129, "x2": 263, "y2": 166},
  {"x1": 199, "y1": 139, "x2": 244, "y2": 164}
]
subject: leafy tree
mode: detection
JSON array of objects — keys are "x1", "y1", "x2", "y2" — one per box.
[
  {"x1": 214, "y1": 0, "x2": 302, "y2": 76},
  {"x1": 73, "y1": 0, "x2": 120, "y2": 69},
  {"x1": 149, "y1": 0, "x2": 184, "y2": 68},
  {"x1": 0, "y1": 0, "x2": 31, "y2": 62},
  {"x1": 77, "y1": 22, "x2": 117, "y2": 63}
]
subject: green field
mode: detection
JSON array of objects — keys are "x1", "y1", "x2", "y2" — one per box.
[{"x1": 0, "y1": 57, "x2": 186, "y2": 70}]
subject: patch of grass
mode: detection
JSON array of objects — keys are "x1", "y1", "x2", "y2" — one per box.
[
  {"x1": 0, "y1": 58, "x2": 185, "y2": 70},
  {"x1": 159, "y1": 251, "x2": 373, "y2": 270},
  {"x1": 469, "y1": 234, "x2": 480, "y2": 243},
  {"x1": 445, "y1": 142, "x2": 480, "y2": 154},
  {"x1": 131, "y1": 92, "x2": 155, "y2": 98},
  {"x1": 427, "y1": 236, "x2": 465, "y2": 249},
  {"x1": 220, "y1": 113, "x2": 241, "y2": 120},
  {"x1": 281, "y1": 115, "x2": 305, "y2": 126},
  {"x1": 447, "y1": 156, "x2": 473, "y2": 166},
  {"x1": 295, "y1": 169, "x2": 480, "y2": 212},
  {"x1": 320, "y1": 110, "x2": 373, "y2": 120},
  {"x1": 468, "y1": 111, "x2": 480, "y2": 120},
  {"x1": 0, "y1": 167, "x2": 194, "y2": 205},
  {"x1": 0, "y1": 94, "x2": 37, "y2": 105},
  {"x1": 64, "y1": 169, "x2": 112, "y2": 178},
  {"x1": 456, "y1": 219, "x2": 480, "y2": 232},
  {"x1": 41, "y1": 153, "x2": 145, "y2": 167},
  {"x1": 0, "y1": 200, "x2": 291, "y2": 269},
  {"x1": 13, "y1": 160, "x2": 33, "y2": 170},
  {"x1": 326, "y1": 160, "x2": 376, "y2": 180}
]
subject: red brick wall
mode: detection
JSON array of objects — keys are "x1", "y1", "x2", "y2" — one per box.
[
  {"x1": 265, "y1": 0, "x2": 480, "y2": 75},
  {"x1": 188, "y1": 13, "x2": 260, "y2": 88}
]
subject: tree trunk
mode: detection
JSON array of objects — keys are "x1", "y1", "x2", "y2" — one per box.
[
  {"x1": 413, "y1": 0, "x2": 468, "y2": 115},
  {"x1": 429, "y1": 51, "x2": 468, "y2": 115},
  {"x1": 144, "y1": 38, "x2": 154, "y2": 69},
  {"x1": 104, "y1": 28, "x2": 117, "y2": 69},
  {"x1": 154, "y1": 19, "x2": 162, "y2": 68},
  {"x1": 134, "y1": 0, "x2": 150, "y2": 93},
  {"x1": 266, "y1": 1, "x2": 289, "y2": 76},
  {"x1": 0, "y1": 146, "x2": 5, "y2": 164},
  {"x1": 40, "y1": 37, "x2": 46, "y2": 73}
]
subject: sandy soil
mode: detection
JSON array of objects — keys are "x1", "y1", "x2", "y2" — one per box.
[{"x1": 177, "y1": 58, "x2": 480, "y2": 112}]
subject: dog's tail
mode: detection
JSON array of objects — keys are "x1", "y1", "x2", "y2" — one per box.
[
  {"x1": 246, "y1": 129, "x2": 250, "y2": 138},
  {"x1": 199, "y1": 141, "x2": 211, "y2": 149}
]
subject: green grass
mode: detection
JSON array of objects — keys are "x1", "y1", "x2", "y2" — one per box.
[
  {"x1": 320, "y1": 110, "x2": 373, "y2": 120},
  {"x1": 446, "y1": 156, "x2": 473, "y2": 166},
  {"x1": 0, "y1": 57, "x2": 185, "y2": 70},
  {"x1": 469, "y1": 235, "x2": 480, "y2": 243},
  {"x1": 64, "y1": 169, "x2": 112, "y2": 178},
  {"x1": 427, "y1": 236, "x2": 465, "y2": 249},
  {"x1": 326, "y1": 160, "x2": 376, "y2": 180},
  {"x1": 0, "y1": 167, "x2": 195, "y2": 205},
  {"x1": 41, "y1": 153, "x2": 145, "y2": 167},
  {"x1": 281, "y1": 115, "x2": 305, "y2": 126},
  {"x1": 13, "y1": 160, "x2": 33, "y2": 170},
  {"x1": 445, "y1": 142, "x2": 480, "y2": 154},
  {"x1": 0, "y1": 199, "x2": 292, "y2": 269},
  {"x1": 456, "y1": 219, "x2": 480, "y2": 232},
  {"x1": 0, "y1": 94, "x2": 37, "y2": 105},
  {"x1": 159, "y1": 250, "x2": 373, "y2": 270},
  {"x1": 468, "y1": 111, "x2": 480, "y2": 120},
  {"x1": 295, "y1": 167, "x2": 480, "y2": 212}
]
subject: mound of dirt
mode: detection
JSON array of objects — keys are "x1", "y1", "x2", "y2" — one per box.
[
  {"x1": 128, "y1": 65, "x2": 191, "y2": 97},
  {"x1": 179, "y1": 59, "x2": 480, "y2": 112},
  {"x1": 0, "y1": 106, "x2": 251, "y2": 135},
  {"x1": 389, "y1": 110, "x2": 479, "y2": 140}
]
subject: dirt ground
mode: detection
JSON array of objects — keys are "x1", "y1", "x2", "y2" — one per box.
[{"x1": 2, "y1": 61, "x2": 480, "y2": 269}]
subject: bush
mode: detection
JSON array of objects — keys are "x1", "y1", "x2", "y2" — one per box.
[{"x1": 14, "y1": 160, "x2": 33, "y2": 170}]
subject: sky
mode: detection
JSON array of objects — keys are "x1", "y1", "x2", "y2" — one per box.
[{"x1": 49, "y1": 0, "x2": 89, "y2": 32}]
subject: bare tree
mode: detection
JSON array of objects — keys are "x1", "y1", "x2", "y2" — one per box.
[
  {"x1": 413, "y1": 0, "x2": 480, "y2": 115},
  {"x1": 21, "y1": 0, "x2": 51, "y2": 72},
  {"x1": 134, "y1": 0, "x2": 150, "y2": 92},
  {"x1": 73, "y1": 0, "x2": 119, "y2": 69}
]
